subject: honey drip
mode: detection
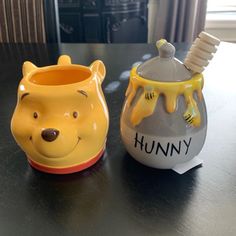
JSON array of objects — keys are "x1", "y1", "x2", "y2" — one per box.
[{"x1": 126, "y1": 67, "x2": 204, "y2": 127}]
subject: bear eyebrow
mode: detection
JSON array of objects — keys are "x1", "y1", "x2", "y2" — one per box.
[
  {"x1": 21, "y1": 93, "x2": 30, "y2": 101},
  {"x1": 77, "y1": 90, "x2": 88, "y2": 98}
]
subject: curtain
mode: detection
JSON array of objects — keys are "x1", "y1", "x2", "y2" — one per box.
[
  {"x1": 0, "y1": 0, "x2": 46, "y2": 43},
  {"x1": 0, "y1": 0, "x2": 60, "y2": 43},
  {"x1": 148, "y1": 0, "x2": 208, "y2": 43}
]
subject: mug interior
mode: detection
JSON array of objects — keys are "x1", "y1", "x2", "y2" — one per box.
[{"x1": 29, "y1": 67, "x2": 91, "y2": 85}]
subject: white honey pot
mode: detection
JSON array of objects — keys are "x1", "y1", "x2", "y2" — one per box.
[{"x1": 120, "y1": 32, "x2": 220, "y2": 172}]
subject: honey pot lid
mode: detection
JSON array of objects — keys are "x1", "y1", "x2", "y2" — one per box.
[{"x1": 137, "y1": 39, "x2": 192, "y2": 82}]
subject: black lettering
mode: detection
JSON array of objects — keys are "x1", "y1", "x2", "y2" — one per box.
[
  {"x1": 183, "y1": 137, "x2": 192, "y2": 155},
  {"x1": 156, "y1": 142, "x2": 170, "y2": 157},
  {"x1": 134, "y1": 132, "x2": 144, "y2": 151},
  {"x1": 145, "y1": 141, "x2": 155, "y2": 154},
  {"x1": 170, "y1": 141, "x2": 181, "y2": 156}
]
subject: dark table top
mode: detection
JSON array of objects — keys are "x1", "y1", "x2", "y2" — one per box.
[{"x1": 0, "y1": 42, "x2": 236, "y2": 236}]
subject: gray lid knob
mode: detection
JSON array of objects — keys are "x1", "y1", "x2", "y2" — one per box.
[{"x1": 156, "y1": 39, "x2": 175, "y2": 58}]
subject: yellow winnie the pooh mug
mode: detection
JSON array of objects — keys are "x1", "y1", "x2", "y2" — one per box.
[{"x1": 11, "y1": 55, "x2": 109, "y2": 174}]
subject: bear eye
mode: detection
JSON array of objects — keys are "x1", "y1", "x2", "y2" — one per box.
[
  {"x1": 33, "y1": 112, "x2": 38, "y2": 119},
  {"x1": 73, "y1": 111, "x2": 78, "y2": 119}
]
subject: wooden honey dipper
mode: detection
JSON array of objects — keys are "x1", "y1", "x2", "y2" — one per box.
[{"x1": 184, "y1": 31, "x2": 220, "y2": 73}]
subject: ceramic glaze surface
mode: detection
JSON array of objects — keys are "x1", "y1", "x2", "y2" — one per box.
[
  {"x1": 11, "y1": 55, "x2": 109, "y2": 174},
  {"x1": 120, "y1": 39, "x2": 208, "y2": 170},
  {"x1": 127, "y1": 67, "x2": 204, "y2": 127},
  {"x1": 120, "y1": 70, "x2": 207, "y2": 169}
]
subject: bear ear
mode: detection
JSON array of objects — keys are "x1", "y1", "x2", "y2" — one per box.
[
  {"x1": 22, "y1": 61, "x2": 37, "y2": 76},
  {"x1": 90, "y1": 60, "x2": 106, "y2": 84},
  {"x1": 57, "y1": 55, "x2": 72, "y2": 65}
]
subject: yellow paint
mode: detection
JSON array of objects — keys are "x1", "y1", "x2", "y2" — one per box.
[
  {"x1": 156, "y1": 39, "x2": 167, "y2": 49},
  {"x1": 126, "y1": 67, "x2": 204, "y2": 127},
  {"x1": 11, "y1": 55, "x2": 109, "y2": 170}
]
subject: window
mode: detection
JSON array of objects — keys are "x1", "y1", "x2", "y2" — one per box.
[
  {"x1": 205, "y1": 0, "x2": 236, "y2": 42},
  {"x1": 207, "y1": 0, "x2": 236, "y2": 12}
]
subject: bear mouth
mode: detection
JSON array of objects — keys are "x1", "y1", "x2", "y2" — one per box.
[{"x1": 29, "y1": 136, "x2": 81, "y2": 158}]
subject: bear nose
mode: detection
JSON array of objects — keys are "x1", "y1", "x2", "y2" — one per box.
[{"x1": 41, "y1": 128, "x2": 59, "y2": 142}]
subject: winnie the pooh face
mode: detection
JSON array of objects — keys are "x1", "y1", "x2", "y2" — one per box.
[{"x1": 11, "y1": 55, "x2": 109, "y2": 174}]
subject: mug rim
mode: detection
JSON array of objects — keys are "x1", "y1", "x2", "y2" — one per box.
[{"x1": 25, "y1": 64, "x2": 94, "y2": 87}]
